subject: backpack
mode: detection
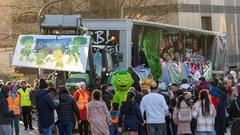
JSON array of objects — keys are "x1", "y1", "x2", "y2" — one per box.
[{"x1": 178, "y1": 107, "x2": 192, "y2": 122}]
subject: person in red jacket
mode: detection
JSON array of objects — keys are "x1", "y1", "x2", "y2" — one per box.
[{"x1": 73, "y1": 82, "x2": 90, "y2": 135}]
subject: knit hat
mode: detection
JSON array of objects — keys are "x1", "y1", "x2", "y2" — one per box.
[
  {"x1": 76, "y1": 82, "x2": 86, "y2": 89},
  {"x1": 39, "y1": 79, "x2": 49, "y2": 89}
]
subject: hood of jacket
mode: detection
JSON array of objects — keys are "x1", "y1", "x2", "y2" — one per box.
[
  {"x1": 90, "y1": 100, "x2": 104, "y2": 109},
  {"x1": 211, "y1": 86, "x2": 220, "y2": 97},
  {"x1": 59, "y1": 93, "x2": 71, "y2": 102},
  {"x1": 110, "y1": 110, "x2": 120, "y2": 118},
  {"x1": 35, "y1": 89, "x2": 49, "y2": 100},
  {"x1": 180, "y1": 100, "x2": 189, "y2": 108}
]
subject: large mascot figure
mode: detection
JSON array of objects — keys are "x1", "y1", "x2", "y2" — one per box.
[{"x1": 112, "y1": 69, "x2": 134, "y2": 107}]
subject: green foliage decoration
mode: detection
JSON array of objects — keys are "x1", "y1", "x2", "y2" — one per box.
[
  {"x1": 19, "y1": 36, "x2": 34, "y2": 62},
  {"x1": 66, "y1": 36, "x2": 87, "y2": 64},
  {"x1": 20, "y1": 36, "x2": 34, "y2": 46},
  {"x1": 71, "y1": 37, "x2": 87, "y2": 46},
  {"x1": 139, "y1": 28, "x2": 162, "y2": 80},
  {"x1": 36, "y1": 49, "x2": 49, "y2": 66}
]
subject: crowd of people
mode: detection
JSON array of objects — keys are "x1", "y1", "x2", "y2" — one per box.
[{"x1": 0, "y1": 69, "x2": 240, "y2": 135}]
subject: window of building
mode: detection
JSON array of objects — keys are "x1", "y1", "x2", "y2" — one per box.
[{"x1": 201, "y1": 16, "x2": 212, "y2": 30}]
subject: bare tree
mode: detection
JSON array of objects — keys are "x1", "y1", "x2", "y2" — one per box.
[
  {"x1": 73, "y1": 0, "x2": 177, "y2": 21},
  {"x1": 0, "y1": 0, "x2": 176, "y2": 48}
]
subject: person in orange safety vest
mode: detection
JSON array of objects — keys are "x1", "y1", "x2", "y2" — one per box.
[
  {"x1": 110, "y1": 102, "x2": 120, "y2": 135},
  {"x1": 73, "y1": 82, "x2": 90, "y2": 135},
  {"x1": 7, "y1": 84, "x2": 21, "y2": 135}
]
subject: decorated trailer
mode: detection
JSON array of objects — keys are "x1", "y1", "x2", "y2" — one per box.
[
  {"x1": 82, "y1": 19, "x2": 228, "y2": 85},
  {"x1": 13, "y1": 15, "x2": 122, "y2": 90}
]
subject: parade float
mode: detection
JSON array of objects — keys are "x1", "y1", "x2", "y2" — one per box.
[{"x1": 83, "y1": 19, "x2": 228, "y2": 85}]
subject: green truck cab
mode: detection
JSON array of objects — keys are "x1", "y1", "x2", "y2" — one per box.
[
  {"x1": 65, "y1": 72, "x2": 90, "y2": 94},
  {"x1": 65, "y1": 45, "x2": 118, "y2": 93}
]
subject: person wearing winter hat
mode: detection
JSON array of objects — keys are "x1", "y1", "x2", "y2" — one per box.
[
  {"x1": 0, "y1": 85, "x2": 14, "y2": 135},
  {"x1": 18, "y1": 80, "x2": 34, "y2": 130},
  {"x1": 7, "y1": 84, "x2": 21, "y2": 135},
  {"x1": 73, "y1": 82, "x2": 90, "y2": 135},
  {"x1": 35, "y1": 79, "x2": 58, "y2": 135}
]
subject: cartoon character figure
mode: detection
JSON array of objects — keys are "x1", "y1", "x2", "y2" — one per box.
[
  {"x1": 112, "y1": 69, "x2": 134, "y2": 107},
  {"x1": 19, "y1": 36, "x2": 34, "y2": 62},
  {"x1": 36, "y1": 49, "x2": 48, "y2": 66},
  {"x1": 67, "y1": 37, "x2": 88, "y2": 64},
  {"x1": 52, "y1": 49, "x2": 64, "y2": 68}
]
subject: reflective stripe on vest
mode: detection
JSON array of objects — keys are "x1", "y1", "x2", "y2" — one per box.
[
  {"x1": 7, "y1": 94, "x2": 20, "y2": 115},
  {"x1": 19, "y1": 88, "x2": 31, "y2": 107},
  {"x1": 76, "y1": 90, "x2": 89, "y2": 110}
]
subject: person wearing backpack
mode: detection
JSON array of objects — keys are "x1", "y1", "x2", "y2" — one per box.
[
  {"x1": 173, "y1": 95, "x2": 192, "y2": 135},
  {"x1": 35, "y1": 79, "x2": 59, "y2": 135},
  {"x1": 56, "y1": 86, "x2": 81, "y2": 135}
]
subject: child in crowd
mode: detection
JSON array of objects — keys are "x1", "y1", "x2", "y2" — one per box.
[{"x1": 110, "y1": 102, "x2": 121, "y2": 135}]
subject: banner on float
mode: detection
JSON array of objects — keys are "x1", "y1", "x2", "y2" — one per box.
[{"x1": 12, "y1": 35, "x2": 91, "y2": 72}]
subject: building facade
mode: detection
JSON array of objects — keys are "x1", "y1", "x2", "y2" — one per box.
[{"x1": 174, "y1": 0, "x2": 239, "y2": 67}]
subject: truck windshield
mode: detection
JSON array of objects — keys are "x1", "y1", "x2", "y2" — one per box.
[
  {"x1": 93, "y1": 52, "x2": 102, "y2": 77},
  {"x1": 106, "y1": 53, "x2": 113, "y2": 69}
]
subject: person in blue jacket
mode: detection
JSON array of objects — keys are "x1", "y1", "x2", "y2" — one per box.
[
  {"x1": 35, "y1": 79, "x2": 58, "y2": 135},
  {"x1": 118, "y1": 91, "x2": 143, "y2": 135}
]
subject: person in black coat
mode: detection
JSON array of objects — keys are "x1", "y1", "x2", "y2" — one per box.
[
  {"x1": 128, "y1": 67, "x2": 141, "y2": 91},
  {"x1": 57, "y1": 86, "x2": 80, "y2": 135},
  {"x1": 118, "y1": 92, "x2": 144, "y2": 134},
  {"x1": 129, "y1": 87, "x2": 145, "y2": 135},
  {"x1": 229, "y1": 94, "x2": 240, "y2": 119},
  {"x1": 229, "y1": 93, "x2": 240, "y2": 135},
  {"x1": 35, "y1": 79, "x2": 58, "y2": 135},
  {"x1": 0, "y1": 86, "x2": 14, "y2": 135},
  {"x1": 215, "y1": 81, "x2": 227, "y2": 135}
]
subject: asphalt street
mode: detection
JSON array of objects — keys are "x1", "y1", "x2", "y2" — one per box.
[{"x1": 18, "y1": 115, "x2": 231, "y2": 135}]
